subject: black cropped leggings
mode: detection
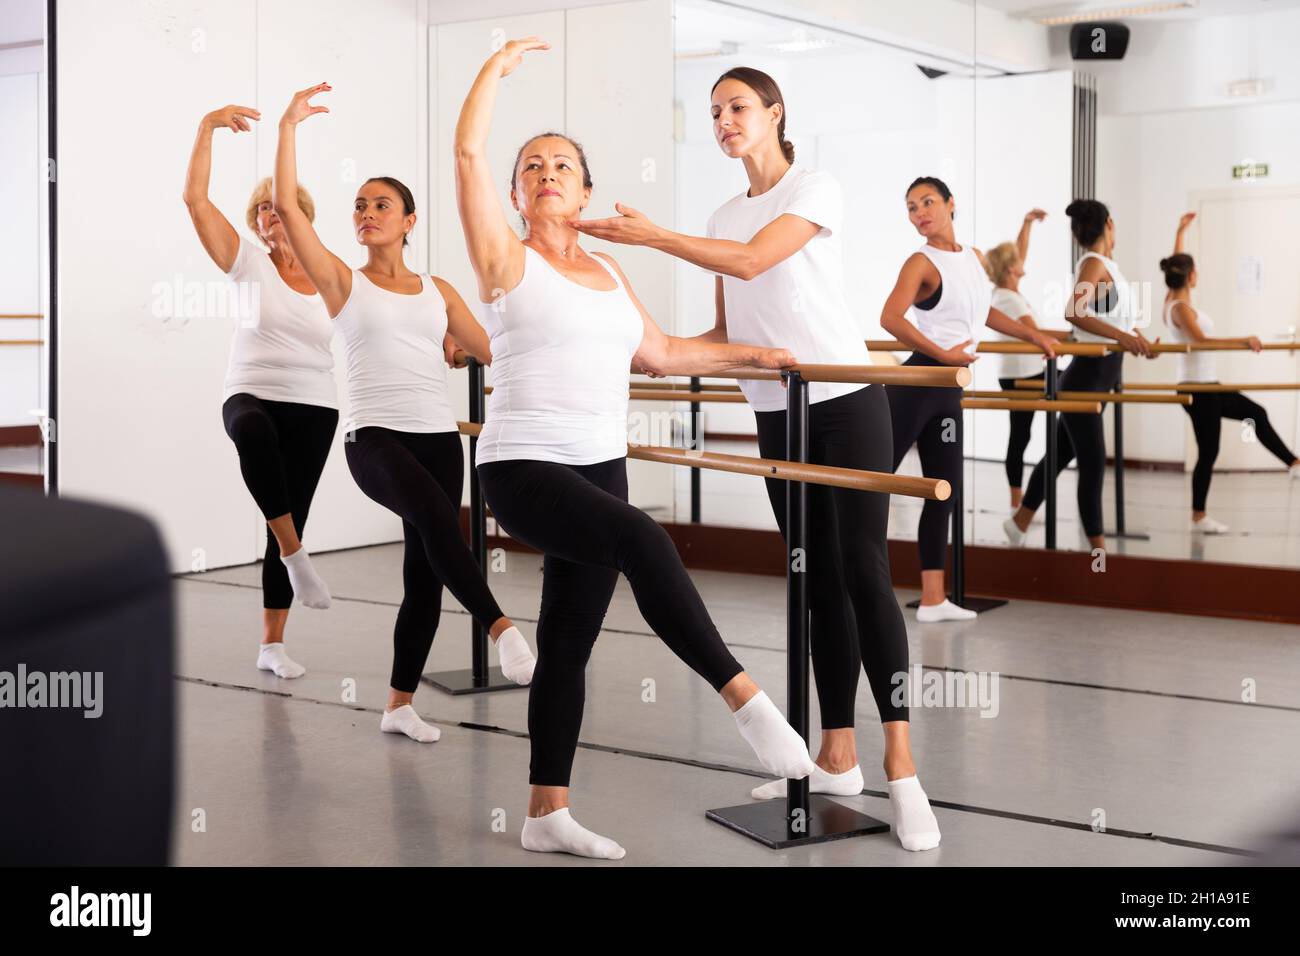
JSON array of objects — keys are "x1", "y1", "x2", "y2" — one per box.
[
  {"x1": 478, "y1": 456, "x2": 744, "y2": 788},
  {"x1": 886, "y1": 353, "x2": 964, "y2": 571},
  {"x1": 1183, "y1": 389, "x2": 1297, "y2": 512},
  {"x1": 999, "y1": 370, "x2": 1045, "y2": 488},
  {"x1": 754, "y1": 384, "x2": 909, "y2": 728},
  {"x1": 346, "y1": 427, "x2": 505, "y2": 693},
  {"x1": 221, "y1": 393, "x2": 338, "y2": 609},
  {"x1": 1021, "y1": 352, "x2": 1122, "y2": 538}
]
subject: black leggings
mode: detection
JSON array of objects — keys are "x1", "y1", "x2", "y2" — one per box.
[
  {"x1": 222, "y1": 393, "x2": 338, "y2": 609},
  {"x1": 886, "y1": 353, "x2": 964, "y2": 571},
  {"x1": 754, "y1": 384, "x2": 908, "y2": 728},
  {"x1": 478, "y1": 456, "x2": 744, "y2": 787},
  {"x1": 1021, "y1": 352, "x2": 1122, "y2": 537},
  {"x1": 999, "y1": 371, "x2": 1045, "y2": 488},
  {"x1": 346, "y1": 427, "x2": 505, "y2": 693},
  {"x1": 1183, "y1": 389, "x2": 1297, "y2": 512}
]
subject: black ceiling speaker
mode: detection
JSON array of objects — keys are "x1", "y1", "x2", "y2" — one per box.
[{"x1": 1070, "y1": 21, "x2": 1130, "y2": 60}]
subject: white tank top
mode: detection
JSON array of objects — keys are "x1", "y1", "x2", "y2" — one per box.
[
  {"x1": 476, "y1": 246, "x2": 645, "y2": 466},
  {"x1": 911, "y1": 244, "x2": 992, "y2": 354},
  {"x1": 222, "y1": 238, "x2": 337, "y2": 408},
  {"x1": 333, "y1": 270, "x2": 457, "y2": 433},
  {"x1": 1164, "y1": 299, "x2": 1216, "y2": 382},
  {"x1": 1071, "y1": 251, "x2": 1137, "y2": 343}
]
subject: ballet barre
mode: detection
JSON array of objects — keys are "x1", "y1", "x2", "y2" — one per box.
[
  {"x1": 625, "y1": 386, "x2": 1103, "y2": 415},
  {"x1": 1115, "y1": 382, "x2": 1300, "y2": 393},
  {"x1": 864, "y1": 338, "x2": 1109, "y2": 357},
  {"x1": 1186, "y1": 341, "x2": 1300, "y2": 351},
  {"x1": 1005, "y1": 383, "x2": 1192, "y2": 405}
]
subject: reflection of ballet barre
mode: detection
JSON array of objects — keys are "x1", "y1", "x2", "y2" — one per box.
[
  {"x1": 1005, "y1": 382, "x2": 1192, "y2": 405},
  {"x1": 864, "y1": 338, "x2": 1108, "y2": 357},
  {"x1": 0, "y1": 340, "x2": 44, "y2": 346},
  {"x1": 1100, "y1": 342, "x2": 1189, "y2": 353},
  {"x1": 1186, "y1": 342, "x2": 1300, "y2": 351},
  {"x1": 458, "y1": 420, "x2": 949, "y2": 501},
  {"x1": 621, "y1": 386, "x2": 1102, "y2": 415},
  {"x1": 1112, "y1": 382, "x2": 1300, "y2": 393},
  {"x1": 719, "y1": 363, "x2": 971, "y2": 387}
]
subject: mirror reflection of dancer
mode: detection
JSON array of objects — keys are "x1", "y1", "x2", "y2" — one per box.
[
  {"x1": 881, "y1": 178, "x2": 1056, "y2": 619},
  {"x1": 1161, "y1": 212, "x2": 1300, "y2": 534},
  {"x1": 983, "y1": 209, "x2": 1059, "y2": 508},
  {"x1": 1005, "y1": 200, "x2": 1156, "y2": 551},
  {"x1": 274, "y1": 84, "x2": 535, "y2": 744},
  {"x1": 576, "y1": 67, "x2": 944, "y2": 851},
  {"x1": 184, "y1": 103, "x2": 338, "y2": 681},
  {"x1": 457, "y1": 41, "x2": 818, "y2": 860}
]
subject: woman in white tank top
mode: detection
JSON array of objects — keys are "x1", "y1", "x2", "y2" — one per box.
[
  {"x1": 881, "y1": 177, "x2": 1057, "y2": 619},
  {"x1": 273, "y1": 83, "x2": 536, "y2": 745},
  {"x1": 1006, "y1": 199, "x2": 1160, "y2": 551},
  {"x1": 184, "y1": 101, "x2": 340, "y2": 683},
  {"x1": 1160, "y1": 212, "x2": 1297, "y2": 533},
  {"x1": 455, "y1": 39, "x2": 817, "y2": 861}
]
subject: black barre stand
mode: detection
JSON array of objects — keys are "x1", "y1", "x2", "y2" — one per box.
[
  {"x1": 1104, "y1": 381, "x2": 1150, "y2": 541},
  {"x1": 423, "y1": 358, "x2": 522, "y2": 696},
  {"x1": 706, "y1": 371, "x2": 889, "y2": 848}
]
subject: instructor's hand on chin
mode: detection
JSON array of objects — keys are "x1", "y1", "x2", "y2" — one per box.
[
  {"x1": 569, "y1": 203, "x2": 661, "y2": 246},
  {"x1": 281, "y1": 82, "x2": 331, "y2": 127}
]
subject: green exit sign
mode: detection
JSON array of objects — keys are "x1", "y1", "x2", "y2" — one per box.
[{"x1": 1233, "y1": 163, "x2": 1269, "y2": 179}]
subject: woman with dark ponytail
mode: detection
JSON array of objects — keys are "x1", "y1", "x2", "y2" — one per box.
[
  {"x1": 272, "y1": 83, "x2": 537, "y2": 745},
  {"x1": 575, "y1": 64, "x2": 945, "y2": 852},
  {"x1": 1161, "y1": 212, "x2": 1299, "y2": 533},
  {"x1": 1004, "y1": 199, "x2": 1156, "y2": 551}
]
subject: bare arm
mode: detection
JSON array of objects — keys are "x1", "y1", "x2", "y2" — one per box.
[
  {"x1": 573, "y1": 207, "x2": 821, "y2": 282},
  {"x1": 273, "y1": 84, "x2": 352, "y2": 317},
  {"x1": 1174, "y1": 212, "x2": 1195, "y2": 254},
  {"x1": 454, "y1": 39, "x2": 549, "y2": 302},
  {"x1": 1169, "y1": 301, "x2": 1262, "y2": 351},
  {"x1": 433, "y1": 275, "x2": 493, "y2": 366},
  {"x1": 985, "y1": 307, "x2": 1056, "y2": 358},
  {"x1": 183, "y1": 105, "x2": 260, "y2": 273},
  {"x1": 1015, "y1": 208, "x2": 1046, "y2": 263},
  {"x1": 1067, "y1": 256, "x2": 1154, "y2": 357},
  {"x1": 879, "y1": 253, "x2": 975, "y2": 366}
]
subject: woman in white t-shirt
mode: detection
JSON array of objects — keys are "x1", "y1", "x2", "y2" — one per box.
[
  {"x1": 576, "y1": 65, "x2": 943, "y2": 851},
  {"x1": 982, "y1": 209, "x2": 1058, "y2": 507},
  {"x1": 880, "y1": 178, "x2": 1057, "y2": 622},
  {"x1": 184, "y1": 102, "x2": 339, "y2": 682},
  {"x1": 1161, "y1": 212, "x2": 1298, "y2": 534}
]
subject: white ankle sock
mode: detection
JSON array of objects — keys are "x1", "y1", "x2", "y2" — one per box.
[
  {"x1": 280, "y1": 546, "x2": 331, "y2": 609},
  {"x1": 495, "y1": 626, "x2": 536, "y2": 685},
  {"x1": 733, "y1": 691, "x2": 816, "y2": 780},
  {"x1": 916, "y1": 599, "x2": 977, "y2": 623},
  {"x1": 1002, "y1": 516, "x2": 1026, "y2": 547},
  {"x1": 888, "y1": 775, "x2": 941, "y2": 851},
  {"x1": 256, "y1": 642, "x2": 306, "y2": 679},
  {"x1": 380, "y1": 703, "x2": 440, "y2": 743},
  {"x1": 521, "y1": 807, "x2": 626, "y2": 860},
  {"x1": 751, "y1": 762, "x2": 864, "y2": 799}
]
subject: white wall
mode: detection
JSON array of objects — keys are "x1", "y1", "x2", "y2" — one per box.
[
  {"x1": 0, "y1": 69, "x2": 42, "y2": 428},
  {"x1": 57, "y1": 0, "x2": 426, "y2": 573}
]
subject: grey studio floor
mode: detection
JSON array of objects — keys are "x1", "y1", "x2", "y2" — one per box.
[{"x1": 172, "y1": 542, "x2": 1300, "y2": 868}]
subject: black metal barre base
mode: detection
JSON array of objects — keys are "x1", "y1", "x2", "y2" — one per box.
[
  {"x1": 1103, "y1": 529, "x2": 1151, "y2": 541},
  {"x1": 706, "y1": 796, "x2": 889, "y2": 849},
  {"x1": 421, "y1": 666, "x2": 522, "y2": 696},
  {"x1": 905, "y1": 595, "x2": 1009, "y2": 614}
]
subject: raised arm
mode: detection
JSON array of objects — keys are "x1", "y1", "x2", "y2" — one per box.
[
  {"x1": 453, "y1": 38, "x2": 548, "y2": 302},
  {"x1": 1015, "y1": 208, "x2": 1047, "y2": 263},
  {"x1": 433, "y1": 275, "x2": 493, "y2": 366},
  {"x1": 879, "y1": 253, "x2": 975, "y2": 366},
  {"x1": 183, "y1": 105, "x2": 260, "y2": 272},
  {"x1": 573, "y1": 206, "x2": 820, "y2": 282},
  {"x1": 273, "y1": 84, "x2": 353, "y2": 317},
  {"x1": 1173, "y1": 212, "x2": 1195, "y2": 254}
]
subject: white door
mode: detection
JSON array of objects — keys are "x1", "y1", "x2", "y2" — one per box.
[{"x1": 1189, "y1": 188, "x2": 1300, "y2": 470}]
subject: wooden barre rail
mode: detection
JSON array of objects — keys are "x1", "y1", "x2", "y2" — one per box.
[
  {"x1": 455, "y1": 421, "x2": 949, "y2": 500},
  {"x1": 1, "y1": 340, "x2": 44, "y2": 346},
  {"x1": 619, "y1": 386, "x2": 1102, "y2": 415},
  {"x1": 1007, "y1": 382, "x2": 1192, "y2": 404},
  {"x1": 1187, "y1": 341, "x2": 1300, "y2": 351},
  {"x1": 865, "y1": 338, "x2": 1108, "y2": 357},
  {"x1": 1115, "y1": 382, "x2": 1300, "y2": 393},
  {"x1": 0, "y1": 314, "x2": 44, "y2": 319},
  {"x1": 718, "y1": 363, "x2": 970, "y2": 387},
  {"x1": 962, "y1": 398, "x2": 1101, "y2": 413}
]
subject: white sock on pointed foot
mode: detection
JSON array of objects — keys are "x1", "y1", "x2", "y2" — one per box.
[
  {"x1": 495, "y1": 626, "x2": 536, "y2": 685},
  {"x1": 1190, "y1": 515, "x2": 1229, "y2": 534},
  {"x1": 281, "y1": 546, "x2": 331, "y2": 609},
  {"x1": 916, "y1": 599, "x2": 977, "y2": 623},
  {"x1": 521, "y1": 807, "x2": 626, "y2": 860},
  {"x1": 888, "y1": 775, "x2": 941, "y2": 851},
  {"x1": 1003, "y1": 517, "x2": 1026, "y2": 548},
  {"x1": 733, "y1": 691, "x2": 816, "y2": 780},
  {"x1": 751, "y1": 762, "x2": 864, "y2": 800},
  {"x1": 256, "y1": 642, "x2": 306, "y2": 679},
  {"x1": 380, "y1": 704, "x2": 440, "y2": 743}
]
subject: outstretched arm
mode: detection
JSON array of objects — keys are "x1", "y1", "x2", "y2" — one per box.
[
  {"x1": 183, "y1": 104, "x2": 261, "y2": 272},
  {"x1": 1173, "y1": 211, "x2": 1195, "y2": 254},
  {"x1": 454, "y1": 38, "x2": 549, "y2": 302},
  {"x1": 273, "y1": 83, "x2": 353, "y2": 317},
  {"x1": 1015, "y1": 208, "x2": 1046, "y2": 263}
]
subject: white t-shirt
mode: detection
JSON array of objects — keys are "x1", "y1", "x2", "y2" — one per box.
[
  {"x1": 476, "y1": 247, "x2": 645, "y2": 465},
  {"x1": 990, "y1": 287, "x2": 1045, "y2": 380},
  {"x1": 706, "y1": 164, "x2": 872, "y2": 412},
  {"x1": 909, "y1": 243, "x2": 990, "y2": 355},
  {"x1": 1071, "y1": 251, "x2": 1137, "y2": 343},
  {"x1": 333, "y1": 271, "x2": 458, "y2": 433},
  {"x1": 222, "y1": 238, "x2": 337, "y2": 408}
]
